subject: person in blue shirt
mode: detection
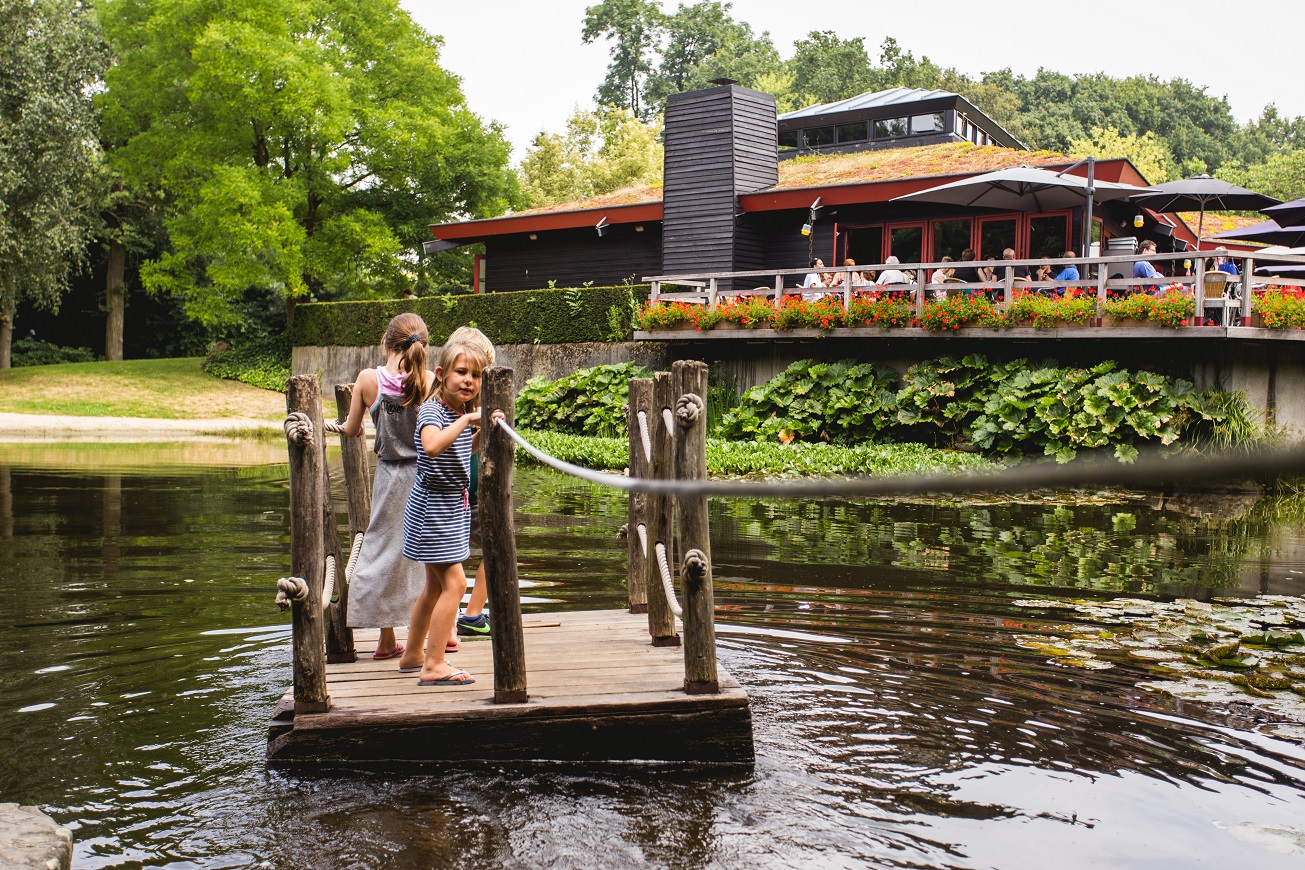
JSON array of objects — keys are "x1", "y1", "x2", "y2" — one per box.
[
  {"x1": 1213, "y1": 251, "x2": 1240, "y2": 277},
  {"x1": 1133, "y1": 239, "x2": 1163, "y2": 292},
  {"x1": 1054, "y1": 250, "x2": 1079, "y2": 282}
]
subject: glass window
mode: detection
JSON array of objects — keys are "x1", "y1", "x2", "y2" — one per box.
[
  {"x1": 836, "y1": 121, "x2": 868, "y2": 143},
  {"x1": 978, "y1": 218, "x2": 1018, "y2": 262},
  {"x1": 930, "y1": 218, "x2": 971, "y2": 261},
  {"x1": 778, "y1": 129, "x2": 799, "y2": 151},
  {"x1": 803, "y1": 126, "x2": 834, "y2": 148},
  {"x1": 889, "y1": 225, "x2": 924, "y2": 265},
  {"x1": 911, "y1": 113, "x2": 944, "y2": 134},
  {"x1": 844, "y1": 225, "x2": 884, "y2": 267},
  {"x1": 874, "y1": 117, "x2": 908, "y2": 138},
  {"x1": 1028, "y1": 215, "x2": 1070, "y2": 259}
]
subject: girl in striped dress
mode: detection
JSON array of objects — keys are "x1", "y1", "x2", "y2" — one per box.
[{"x1": 398, "y1": 339, "x2": 498, "y2": 686}]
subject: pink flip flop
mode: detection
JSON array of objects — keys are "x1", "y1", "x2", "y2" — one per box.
[
  {"x1": 446, "y1": 639, "x2": 460, "y2": 654},
  {"x1": 372, "y1": 644, "x2": 405, "y2": 661}
]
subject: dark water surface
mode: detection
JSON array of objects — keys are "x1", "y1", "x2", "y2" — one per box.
[{"x1": 3, "y1": 446, "x2": 1305, "y2": 869}]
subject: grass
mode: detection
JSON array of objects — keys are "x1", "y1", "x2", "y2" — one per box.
[{"x1": 0, "y1": 358, "x2": 286, "y2": 420}]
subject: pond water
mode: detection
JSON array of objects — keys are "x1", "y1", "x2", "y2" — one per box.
[{"x1": 3, "y1": 444, "x2": 1305, "y2": 868}]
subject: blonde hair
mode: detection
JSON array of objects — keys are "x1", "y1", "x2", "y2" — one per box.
[
  {"x1": 433, "y1": 341, "x2": 489, "y2": 412},
  {"x1": 446, "y1": 325, "x2": 496, "y2": 367},
  {"x1": 381, "y1": 313, "x2": 432, "y2": 407}
]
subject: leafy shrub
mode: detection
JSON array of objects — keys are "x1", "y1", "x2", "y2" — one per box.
[
  {"x1": 203, "y1": 333, "x2": 291, "y2": 392},
  {"x1": 10, "y1": 338, "x2": 98, "y2": 367},
  {"x1": 842, "y1": 294, "x2": 913, "y2": 328},
  {"x1": 291, "y1": 284, "x2": 650, "y2": 347},
  {"x1": 514, "y1": 362, "x2": 652, "y2": 437},
  {"x1": 717, "y1": 359, "x2": 900, "y2": 444},
  {"x1": 896, "y1": 355, "x2": 1022, "y2": 445},
  {"x1": 1101, "y1": 288, "x2": 1194, "y2": 327}
]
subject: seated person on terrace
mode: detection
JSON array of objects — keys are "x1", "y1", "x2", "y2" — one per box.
[
  {"x1": 1213, "y1": 250, "x2": 1240, "y2": 277},
  {"x1": 1054, "y1": 252, "x2": 1080, "y2": 282},
  {"x1": 931, "y1": 257, "x2": 955, "y2": 300},
  {"x1": 1133, "y1": 239, "x2": 1164, "y2": 292},
  {"x1": 1000, "y1": 248, "x2": 1030, "y2": 279},
  {"x1": 800, "y1": 258, "x2": 827, "y2": 300},
  {"x1": 951, "y1": 248, "x2": 983, "y2": 286},
  {"x1": 876, "y1": 256, "x2": 910, "y2": 285}
]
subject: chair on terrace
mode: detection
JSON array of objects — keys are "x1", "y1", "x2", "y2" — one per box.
[{"x1": 1201, "y1": 271, "x2": 1232, "y2": 325}]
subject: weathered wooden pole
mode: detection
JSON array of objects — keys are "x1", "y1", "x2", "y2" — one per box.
[
  {"x1": 672, "y1": 360, "x2": 718, "y2": 694},
  {"x1": 481, "y1": 366, "x2": 528, "y2": 704},
  {"x1": 625, "y1": 378, "x2": 652, "y2": 613},
  {"x1": 284, "y1": 375, "x2": 330, "y2": 714},
  {"x1": 323, "y1": 384, "x2": 368, "y2": 663},
  {"x1": 645, "y1": 370, "x2": 680, "y2": 647}
]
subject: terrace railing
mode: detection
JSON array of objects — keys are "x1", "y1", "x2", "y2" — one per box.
[{"x1": 644, "y1": 251, "x2": 1305, "y2": 327}]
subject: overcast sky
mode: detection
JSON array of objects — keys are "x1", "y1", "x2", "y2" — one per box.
[{"x1": 401, "y1": 0, "x2": 1299, "y2": 162}]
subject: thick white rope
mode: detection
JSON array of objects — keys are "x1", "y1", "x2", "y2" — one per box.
[
  {"x1": 636, "y1": 410, "x2": 652, "y2": 463},
  {"x1": 637, "y1": 522, "x2": 648, "y2": 558},
  {"x1": 654, "y1": 542, "x2": 684, "y2": 618},
  {"x1": 322, "y1": 554, "x2": 336, "y2": 608},
  {"x1": 275, "y1": 576, "x2": 308, "y2": 611},
  {"x1": 283, "y1": 412, "x2": 313, "y2": 445},
  {"x1": 343, "y1": 532, "x2": 364, "y2": 583},
  {"x1": 494, "y1": 419, "x2": 1305, "y2": 499},
  {"x1": 661, "y1": 408, "x2": 675, "y2": 437},
  {"x1": 324, "y1": 419, "x2": 345, "y2": 434}
]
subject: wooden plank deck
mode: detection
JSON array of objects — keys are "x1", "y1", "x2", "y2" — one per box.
[{"x1": 267, "y1": 609, "x2": 753, "y2": 764}]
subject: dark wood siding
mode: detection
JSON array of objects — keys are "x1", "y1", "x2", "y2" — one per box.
[
  {"x1": 662, "y1": 85, "x2": 777, "y2": 286},
  {"x1": 486, "y1": 224, "x2": 662, "y2": 292}
]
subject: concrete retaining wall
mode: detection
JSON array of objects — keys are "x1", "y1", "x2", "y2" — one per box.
[{"x1": 0, "y1": 804, "x2": 72, "y2": 870}]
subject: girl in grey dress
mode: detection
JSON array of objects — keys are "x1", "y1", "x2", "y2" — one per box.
[{"x1": 341, "y1": 313, "x2": 433, "y2": 660}]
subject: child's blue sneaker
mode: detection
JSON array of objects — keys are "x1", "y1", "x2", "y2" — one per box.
[{"x1": 456, "y1": 612, "x2": 491, "y2": 637}]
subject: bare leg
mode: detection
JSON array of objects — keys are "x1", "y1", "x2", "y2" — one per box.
[
  {"x1": 398, "y1": 565, "x2": 442, "y2": 671},
  {"x1": 376, "y1": 626, "x2": 399, "y2": 656},
  {"x1": 464, "y1": 561, "x2": 488, "y2": 617},
  {"x1": 421, "y1": 563, "x2": 471, "y2": 682}
]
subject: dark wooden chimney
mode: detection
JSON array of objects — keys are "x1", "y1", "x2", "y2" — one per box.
[{"x1": 661, "y1": 84, "x2": 778, "y2": 281}]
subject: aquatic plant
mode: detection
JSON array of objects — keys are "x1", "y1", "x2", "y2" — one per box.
[{"x1": 514, "y1": 362, "x2": 652, "y2": 437}]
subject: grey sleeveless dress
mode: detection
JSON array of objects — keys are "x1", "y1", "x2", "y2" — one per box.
[{"x1": 346, "y1": 380, "x2": 426, "y2": 628}]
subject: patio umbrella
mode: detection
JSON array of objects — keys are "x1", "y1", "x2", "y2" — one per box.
[
  {"x1": 1208, "y1": 220, "x2": 1305, "y2": 249},
  {"x1": 1127, "y1": 175, "x2": 1280, "y2": 249},
  {"x1": 1262, "y1": 197, "x2": 1305, "y2": 230},
  {"x1": 892, "y1": 164, "x2": 1152, "y2": 212}
]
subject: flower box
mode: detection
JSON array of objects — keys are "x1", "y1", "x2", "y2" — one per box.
[{"x1": 1104, "y1": 317, "x2": 1149, "y2": 328}]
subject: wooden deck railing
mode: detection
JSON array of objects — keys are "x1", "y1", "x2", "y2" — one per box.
[{"x1": 645, "y1": 251, "x2": 1305, "y2": 326}]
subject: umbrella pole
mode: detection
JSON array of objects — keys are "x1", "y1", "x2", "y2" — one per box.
[
  {"x1": 1082, "y1": 156, "x2": 1094, "y2": 260},
  {"x1": 1198, "y1": 208, "x2": 1205, "y2": 252}
]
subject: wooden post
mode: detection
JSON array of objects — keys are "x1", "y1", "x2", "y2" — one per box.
[
  {"x1": 672, "y1": 361, "x2": 718, "y2": 694},
  {"x1": 326, "y1": 384, "x2": 369, "y2": 663},
  {"x1": 285, "y1": 375, "x2": 329, "y2": 714},
  {"x1": 1194, "y1": 257, "x2": 1207, "y2": 326},
  {"x1": 915, "y1": 268, "x2": 926, "y2": 320},
  {"x1": 1096, "y1": 264, "x2": 1108, "y2": 325},
  {"x1": 773, "y1": 274, "x2": 783, "y2": 308},
  {"x1": 1002, "y1": 265, "x2": 1014, "y2": 311},
  {"x1": 645, "y1": 371, "x2": 680, "y2": 647},
  {"x1": 481, "y1": 366, "x2": 528, "y2": 704},
  {"x1": 625, "y1": 378, "x2": 652, "y2": 613},
  {"x1": 1242, "y1": 258, "x2": 1255, "y2": 322}
]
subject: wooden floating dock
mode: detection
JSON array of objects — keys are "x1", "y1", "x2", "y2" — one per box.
[
  {"x1": 269, "y1": 362, "x2": 753, "y2": 765},
  {"x1": 267, "y1": 609, "x2": 753, "y2": 764}
]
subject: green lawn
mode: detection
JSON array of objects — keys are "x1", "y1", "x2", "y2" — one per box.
[{"x1": 0, "y1": 358, "x2": 286, "y2": 420}]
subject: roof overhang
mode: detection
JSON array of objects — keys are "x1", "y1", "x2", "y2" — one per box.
[{"x1": 430, "y1": 201, "x2": 663, "y2": 242}]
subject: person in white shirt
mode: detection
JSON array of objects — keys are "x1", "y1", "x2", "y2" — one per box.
[
  {"x1": 801, "y1": 258, "x2": 827, "y2": 300},
  {"x1": 877, "y1": 255, "x2": 909, "y2": 286}
]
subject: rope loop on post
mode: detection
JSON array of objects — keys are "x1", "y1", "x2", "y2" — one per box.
[
  {"x1": 343, "y1": 532, "x2": 364, "y2": 583},
  {"x1": 675, "y1": 393, "x2": 704, "y2": 428},
  {"x1": 617, "y1": 522, "x2": 628, "y2": 541},
  {"x1": 636, "y1": 522, "x2": 648, "y2": 558},
  {"x1": 283, "y1": 412, "x2": 314, "y2": 446},
  {"x1": 636, "y1": 410, "x2": 652, "y2": 463},
  {"x1": 275, "y1": 576, "x2": 309, "y2": 611},
  {"x1": 661, "y1": 408, "x2": 675, "y2": 437},
  {"x1": 323, "y1": 419, "x2": 346, "y2": 435},
  {"x1": 654, "y1": 542, "x2": 684, "y2": 618},
  {"x1": 322, "y1": 554, "x2": 336, "y2": 608},
  {"x1": 681, "y1": 548, "x2": 708, "y2": 583}
]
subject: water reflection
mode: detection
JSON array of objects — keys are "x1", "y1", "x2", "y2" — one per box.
[{"x1": 1, "y1": 450, "x2": 1304, "y2": 868}]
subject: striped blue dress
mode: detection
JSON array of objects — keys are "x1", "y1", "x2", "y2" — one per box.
[{"x1": 401, "y1": 399, "x2": 473, "y2": 565}]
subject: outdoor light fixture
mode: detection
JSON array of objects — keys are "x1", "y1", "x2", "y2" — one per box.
[
  {"x1": 634, "y1": 225, "x2": 644, "y2": 232},
  {"x1": 1134, "y1": 214, "x2": 1145, "y2": 228},
  {"x1": 595, "y1": 216, "x2": 609, "y2": 237},
  {"x1": 801, "y1": 196, "x2": 822, "y2": 237},
  {"x1": 528, "y1": 233, "x2": 537, "y2": 240},
  {"x1": 801, "y1": 222, "x2": 812, "y2": 236}
]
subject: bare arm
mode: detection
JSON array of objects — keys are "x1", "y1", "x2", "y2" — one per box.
[
  {"x1": 340, "y1": 368, "x2": 378, "y2": 438},
  {"x1": 419, "y1": 408, "x2": 483, "y2": 458}
]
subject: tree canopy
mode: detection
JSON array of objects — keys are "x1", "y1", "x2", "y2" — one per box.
[
  {"x1": 519, "y1": 106, "x2": 663, "y2": 207},
  {"x1": 98, "y1": 0, "x2": 519, "y2": 327},
  {"x1": 0, "y1": 0, "x2": 105, "y2": 367}
]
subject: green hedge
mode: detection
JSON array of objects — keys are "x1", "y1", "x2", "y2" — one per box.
[{"x1": 289, "y1": 284, "x2": 650, "y2": 347}]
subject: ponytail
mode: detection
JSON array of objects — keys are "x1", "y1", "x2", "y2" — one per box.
[{"x1": 381, "y1": 313, "x2": 431, "y2": 407}]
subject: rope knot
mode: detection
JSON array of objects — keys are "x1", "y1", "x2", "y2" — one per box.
[
  {"x1": 283, "y1": 412, "x2": 314, "y2": 446},
  {"x1": 675, "y1": 393, "x2": 704, "y2": 428},
  {"x1": 681, "y1": 548, "x2": 709, "y2": 582},
  {"x1": 617, "y1": 522, "x2": 628, "y2": 541},
  {"x1": 275, "y1": 576, "x2": 309, "y2": 611}
]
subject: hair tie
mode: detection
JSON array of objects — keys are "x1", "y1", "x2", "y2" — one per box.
[{"x1": 401, "y1": 333, "x2": 423, "y2": 349}]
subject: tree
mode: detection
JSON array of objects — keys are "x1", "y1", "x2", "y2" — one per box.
[
  {"x1": 1229, "y1": 105, "x2": 1305, "y2": 168},
  {"x1": 1219, "y1": 150, "x2": 1305, "y2": 203},
  {"x1": 1069, "y1": 126, "x2": 1174, "y2": 185},
  {"x1": 0, "y1": 0, "x2": 104, "y2": 368},
  {"x1": 97, "y1": 0, "x2": 519, "y2": 330},
  {"x1": 582, "y1": 0, "x2": 665, "y2": 121},
  {"x1": 788, "y1": 31, "x2": 874, "y2": 106},
  {"x1": 519, "y1": 106, "x2": 663, "y2": 207},
  {"x1": 643, "y1": 1, "x2": 781, "y2": 113}
]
